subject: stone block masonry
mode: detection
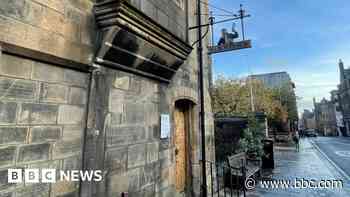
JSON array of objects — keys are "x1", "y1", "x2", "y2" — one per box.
[{"x1": 0, "y1": 53, "x2": 88, "y2": 197}]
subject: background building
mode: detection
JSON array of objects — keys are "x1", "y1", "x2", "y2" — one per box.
[
  {"x1": 301, "y1": 109, "x2": 316, "y2": 130},
  {"x1": 313, "y1": 98, "x2": 337, "y2": 136},
  {"x1": 249, "y1": 72, "x2": 298, "y2": 132},
  {"x1": 338, "y1": 59, "x2": 350, "y2": 136},
  {"x1": 0, "y1": 0, "x2": 215, "y2": 196},
  {"x1": 250, "y1": 71, "x2": 293, "y2": 89},
  {"x1": 330, "y1": 89, "x2": 345, "y2": 136}
]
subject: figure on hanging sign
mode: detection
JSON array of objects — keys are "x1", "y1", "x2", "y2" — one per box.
[{"x1": 217, "y1": 25, "x2": 239, "y2": 46}]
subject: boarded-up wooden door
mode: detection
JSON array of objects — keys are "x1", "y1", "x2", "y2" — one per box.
[
  {"x1": 174, "y1": 100, "x2": 193, "y2": 193},
  {"x1": 174, "y1": 108, "x2": 186, "y2": 191}
]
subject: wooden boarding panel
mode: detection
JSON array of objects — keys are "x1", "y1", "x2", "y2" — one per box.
[{"x1": 174, "y1": 109, "x2": 186, "y2": 191}]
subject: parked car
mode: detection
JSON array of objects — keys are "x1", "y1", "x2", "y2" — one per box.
[{"x1": 304, "y1": 129, "x2": 317, "y2": 137}]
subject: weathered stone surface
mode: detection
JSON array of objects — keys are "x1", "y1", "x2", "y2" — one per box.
[
  {"x1": 129, "y1": 0, "x2": 141, "y2": 9},
  {"x1": 53, "y1": 126, "x2": 82, "y2": 158},
  {"x1": 39, "y1": 83, "x2": 68, "y2": 103},
  {"x1": 147, "y1": 142, "x2": 159, "y2": 163},
  {"x1": 144, "y1": 103, "x2": 158, "y2": 125},
  {"x1": 51, "y1": 180, "x2": 77, "y2": 197},
  {"x1": 38, "y1": 4, "x2": 65, "y2": 35},
  {"x1": 63, "y1": 156, "x2": 81, "y2": 171},
  {"x1": 109, "y1": 90, "x2": 124, "y2": 113},
  {"x1": 22, "y1": 0, "x2": 44, "y2": 27},
  {"x1": 0, "y1": 101, "x2": 17, "y2": 124},
  {"x1": 0, "y1": 192, "x2": 12, "y2": 197},
  {"x1": 53, "y1": 139, "x2": 82, "y2": 159},
  {"x1": 62, "y1": 125, "x2": 82, "y2": 140},
  {"x1": 140, "y1": 163, "x2": 158, "y2": 189},
  {"x1": 32, "y1": 0, "x2": 65, "y2": 13},
  {"x1": 129, "y1": 78, "x2": 141, "y2": 93},
  {"x1": 105, "y1": 147, "x2": 127, "y2": 174},
  {"x1": 113, "y1": 76, "x2": 130, "y2": 90},
  {"x1": 68, "y1": 87, "x2": 87, "y2": 105},
  {"x1": 156, "y1": 187, "x2": 176, "y2": 197},
  {"x1": 0, "y1": 169, "x2": 16, "y2": 191},
  {"x1": 107, "y1": 126, "x2": 146, "y2": 146},
  {"x1": 0, "y1": 0, "x2": 26, "y2": 20},
  {"x1": 0, "y1": 54, "x2": 33, "y2": 79},
  {"x1": 0, "y1": 146, "x2": 16, "y2": 167},
  {"x1": 140, "y1": 0, "x2": 157, "y2": 21},
  {"x1": 28, "y1": 160, "x2": 60, "y2": 170},
  {"x1": 19, "y1": 103, "x2": 58, "y2": 124},
  {"x1": 125, "y1": 103, "x2": 145, "y2": 124},
  {"x1": 0, "y1": 127, "x2": 27, "y2": 145},
  {"x1": 128, "y1": 144, "x2": 146, "y2": 168},
  {"x1": 32, "y1": 62, "x2": 64, "y2": 83},
  {"x1": 156, "y1": 167, "x2": 170, "y2": 192},
  {"x1": 16, "y1": 184, "x2": 50, "y2": 197},
  {"x1": 58, "y1": 105, "x2": 84, "y2": 124},
  {"x1": 17, "y1": 143, "x2": 50, "y2": 162},
  {"x1": 127, "y1": 167, "x2": 141, "y2": 192},
  {"x1": 30, "y1": 126, "x2": 61, "y2": 143},
  {"x1": 110, "y1": 112, "x2": 122, "y2": 125},
  {"x1": 138, "y1": 184, "x2": 155, "y2": 197},
  {"x1": 66, "y1": 0, "x2": 93, "y2": 12},
  {"x1": 64, "y1": 70, "x2": 88, "y2": 87},
  {"x1": 148, "y1": 125, "x2": 160, "y2": 140},
  {"x1": 0, "y1": 77, "x2": 37, "y2": 100},
  {"x1": 157, "y1": 10, "x2": 169, "y2": 29},
  {"x1": 108, "y1": 173, "x2": 129, "y2": 197},
  {"x1": 56, "y1": 191, "x2": 78, "y2": 197}
]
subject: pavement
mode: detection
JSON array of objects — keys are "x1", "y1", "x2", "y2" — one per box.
[{"x1": 246, "y1": 137, "x2": 350, "y2": 197}]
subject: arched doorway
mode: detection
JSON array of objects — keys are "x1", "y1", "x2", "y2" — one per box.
[{"x1": 174, "y1": 99, "x2": 195, "y2": 194}]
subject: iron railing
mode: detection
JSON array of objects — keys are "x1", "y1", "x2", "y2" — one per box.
[{"x1": 196, "y1": 160, "x2": 248, "y2": 197}]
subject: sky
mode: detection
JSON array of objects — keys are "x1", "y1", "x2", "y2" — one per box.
[{"x1": 208, "y1": 0, "x2": 350, "y2": 115}]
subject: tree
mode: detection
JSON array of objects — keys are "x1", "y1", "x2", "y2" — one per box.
[
  {"x1": 237, "y1": 114, "x2": 265, "y2": 157},
  {"x1": 212, "y1": 75, "x2": 287, "y2": 123},
  {"x1": 271, "y1": 82, "x2": 298, "y2": 131}
]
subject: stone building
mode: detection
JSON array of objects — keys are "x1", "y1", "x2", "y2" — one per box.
[
  {"x1": 301, "y1": 109, "x2": 316, "y2": 130},
  {"x1": 338, "y1": 59, "x2": 350, "y2": 136},
  {"x1": 330, "y1": 89, "x2": 345, "y2": 136},
  {"x1": 313, "y1": 98, "x2": 337, "y2": 136},
  {"x1": 0, "y1": 0, "x2": 215, "y2": 197}
]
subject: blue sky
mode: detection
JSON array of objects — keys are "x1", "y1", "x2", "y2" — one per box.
[{"x1": 208, "y1": 0, "x2": 350, "y2": 115}]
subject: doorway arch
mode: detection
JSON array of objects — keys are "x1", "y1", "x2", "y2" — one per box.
[{"x1": 174, "y1": 99, "x2": 196, "y2": 194}]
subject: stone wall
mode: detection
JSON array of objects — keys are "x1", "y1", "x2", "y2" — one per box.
[
  {"x1": 103, "y1": 70, "x2": 162, "y2": 196},
  {"x1": 0, "y1": 0, "x2": 216, "y2": 197},
  {"x1": 0, "y1": 0, "x2": 95, "y2": 64},
  {"x1": 129, "y1": 0, "x2": 187, "y2": 41},
  {"x1": 0, "y1": 53, "x2": 89, "y2": 197}
]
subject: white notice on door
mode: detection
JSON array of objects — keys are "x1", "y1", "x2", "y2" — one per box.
[{"x1": 160, "y1": 114, "x2": 170, "y2": 139}]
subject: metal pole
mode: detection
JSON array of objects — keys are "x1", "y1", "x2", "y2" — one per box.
[
  {"x1": 210, "y1": 163, "x2": 214, "y2": 197},
  {"x1": 240, "y1": 4, "x2": 245, "y2": 40},
  {"x1": 197, "y1": 0, "x2": 207, "y2": 196},
  {"x1": 189, "y1": 15, "x2": 250, "y2": 30},
  {"x1": 249, "y1": 77, "x2": 255, "y2": 112},
  {"x1": 210, "y1": 12, "x2": 215, "y2": 46}
]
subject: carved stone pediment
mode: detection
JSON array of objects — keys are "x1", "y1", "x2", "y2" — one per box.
[{"x1": 94, "y1": 0, "x2": 192, "y2": 83}]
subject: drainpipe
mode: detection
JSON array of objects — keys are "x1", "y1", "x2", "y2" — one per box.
[{"x1": 196, "y1": 0, "x2": 207, "y2": 196}]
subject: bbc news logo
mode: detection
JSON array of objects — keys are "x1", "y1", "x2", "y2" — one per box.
[{"x1": 8, "y1": 169, "x2": 102, "y2": 183}]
